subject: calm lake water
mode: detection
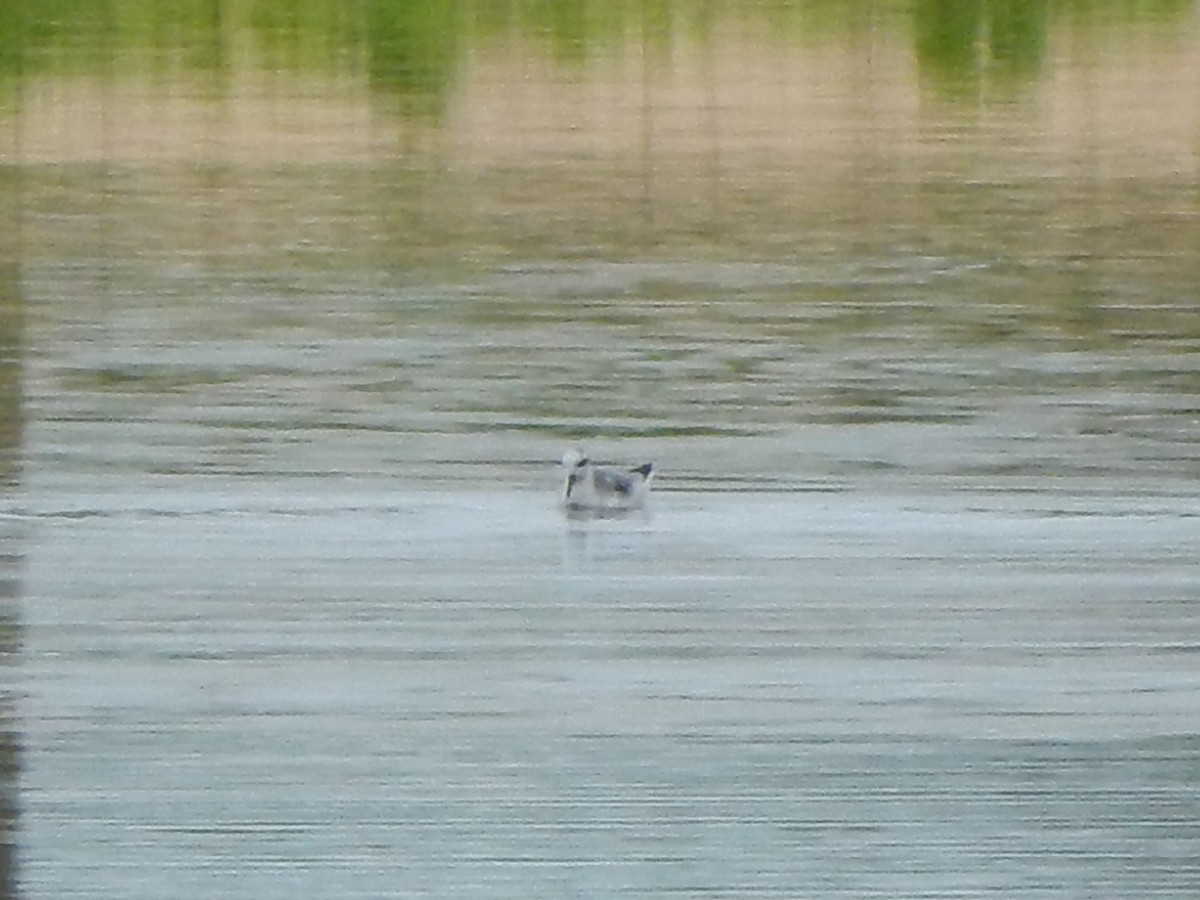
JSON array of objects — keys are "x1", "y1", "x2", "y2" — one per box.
[{"x1": 2, "y1": 2, "x2": 1200, "y2": 898}]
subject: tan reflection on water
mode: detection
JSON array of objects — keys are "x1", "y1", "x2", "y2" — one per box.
[{"x1": 8, "y1": 13, "x2": 1199, "y2": 266}]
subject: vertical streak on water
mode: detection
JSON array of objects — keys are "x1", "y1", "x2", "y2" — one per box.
[
  {"x1": 698, "y1": 0, "x2": 721, "y2": 242},
  {"x1": 638, "y1": 2, "x2": 656, "y2": 233},
  {"x1": 95, "y1": 0, "x2": 117, "y2": 352},
  {"x1": 196, "y1": 3, "x2": 231, "y2": 305},
  {"x1": 0, "y1": 5, "x2": 25, "y2": 892},
  {"x1": 1067, "y1": 28, "x2": 1106, "y2": 322}
]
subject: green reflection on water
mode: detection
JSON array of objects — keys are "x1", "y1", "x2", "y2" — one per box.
[
  {"x1": 365, "y1": 0, "x2": 458, "y2": 116},
  {"x1": 1, "y1": 0, "x2": 1195, "y2": 99},
  {"x1": 916, "y1": 0, "x2": 1049, "y2": 98},
  {"x1": 0, "y1": 1, "x2": 1195, "y2": 283}
]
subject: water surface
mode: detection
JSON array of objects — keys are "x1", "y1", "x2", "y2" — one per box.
[{"x1": 2, "y1": 3, "x2": 1200, "y2": 898}]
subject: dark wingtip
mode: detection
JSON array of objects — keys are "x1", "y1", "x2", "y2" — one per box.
[{"x1": 631, "y1": 462, "x2": 653, "y2": 478}]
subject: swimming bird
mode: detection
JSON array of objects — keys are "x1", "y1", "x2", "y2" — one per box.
[{"x1": 560, "y1": 448, "x2": 654, "y2": 513}]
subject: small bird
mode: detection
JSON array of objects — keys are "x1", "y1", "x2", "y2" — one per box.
[{"x1": 560, "y1": 448, "x2": 654, "y2": 513}]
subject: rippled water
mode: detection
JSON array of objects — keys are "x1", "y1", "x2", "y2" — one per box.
[
  {"x1": 12, "y1": 486, "x2": 1200, "y2": 898},
  {"x1": 4, "y1": 3, "x2": 1200, "y2": 898}
]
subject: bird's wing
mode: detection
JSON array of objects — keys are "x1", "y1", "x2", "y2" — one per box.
[{"x1": 592, "y1": 467, "x2": 637, "y2": 496}]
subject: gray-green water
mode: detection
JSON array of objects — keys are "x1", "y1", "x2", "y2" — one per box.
[{"x1": 2, "y1": 2, "x2": 1200, "y2": 898}]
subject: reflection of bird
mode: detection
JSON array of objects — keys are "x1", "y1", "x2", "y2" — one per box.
[{"x1": 560, "y1": 448, "x2": 654, "y2": 512}]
